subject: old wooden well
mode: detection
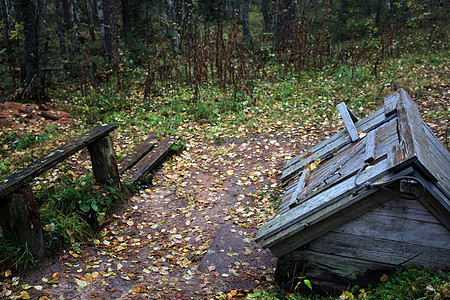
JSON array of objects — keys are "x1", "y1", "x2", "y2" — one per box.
[{"x1": 256, "y1": 89, "x2": 450, "y2": 289}]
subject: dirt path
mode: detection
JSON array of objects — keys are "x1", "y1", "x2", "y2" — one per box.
[{"x1": 4, "y1": 132, "x2": 307, "y2": 299}]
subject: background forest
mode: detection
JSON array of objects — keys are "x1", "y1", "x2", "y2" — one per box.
[{"x1": 0, "y1": 0, "x2": 449, "y2": 299}]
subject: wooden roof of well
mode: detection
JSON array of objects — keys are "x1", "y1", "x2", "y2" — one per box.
[{"x1": 255, "y1": 89, "x2": 450, "y2": 256}]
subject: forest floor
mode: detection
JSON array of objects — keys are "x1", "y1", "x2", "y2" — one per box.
[
  {"x1": 0, "y1": 58, "x2": 449, "y2": 299},
  {"x1": 2, "y1": 119, "x2": 319, "y2": 299}
]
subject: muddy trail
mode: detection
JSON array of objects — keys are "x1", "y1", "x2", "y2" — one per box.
[{"x1": 3, "y1": 132, "x2": 312, "y2": 299}]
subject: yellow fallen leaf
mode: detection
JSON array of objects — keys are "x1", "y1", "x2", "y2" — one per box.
[
  {"x1": 226, "y1": 170, "x2": 234, "y2": 175},
  {"x1": 5, "y1": 269, "x2": 12, "y2": 277},
  {"x1": 380, "y1": 274, "x2": 388, "y2": 282},
  {"x1": 20, "y1": 291, "x2": 30, "y2": 299}
]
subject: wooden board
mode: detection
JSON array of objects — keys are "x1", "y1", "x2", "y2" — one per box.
[
  {"x1": 283, "y1": 107, "x2": 385, "y2": 171},
  {"x1": 124, "y1": 136, "x2": 177, "y2": 184},
  {"x1": 0, "y1": 124, "x2": 118, "y2": 197},
  {"x1": 278, "y1": 122, "x2": 399, "y2": 215},
  {"x1": 337, "y1": 102, "x2": 359, "y2": 142},
  {"x1": 395, "y1": 89, "x2": 438, "y2": 181},
  {"x1": 364, "y1": 130, "x2": 376, "y2": 162},
  {"x1": 118, "y1": 136, "x2": 157, "y2": 174},
  {"x1": 281, "y1": 110, "x2": 395, "y2": 183}
]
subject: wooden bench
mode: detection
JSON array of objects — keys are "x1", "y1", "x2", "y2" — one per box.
[{"x1": 0, "y1": 124, "x2": 177, "y2": 259}]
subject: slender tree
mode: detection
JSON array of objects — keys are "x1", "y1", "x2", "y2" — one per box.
[
  {"x1": 242, "y1": 0, "x2": 251, "y2": 43},
  {"x1": 17, "y1": 0, "x2": 46, "y2": 102},
  {"x1": 121, "y1": 0, "x2": 130, "y2": 42},
  {"x1": 273, "y1": 0, "x2": 296, "y2": 50},
  {"x1": 262, "y1": 0, "x2": 271, "y2": 33}
]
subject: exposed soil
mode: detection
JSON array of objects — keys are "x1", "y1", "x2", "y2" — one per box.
[{"x1": 0, "y1": 102, "x2": 74, "y2": 131}]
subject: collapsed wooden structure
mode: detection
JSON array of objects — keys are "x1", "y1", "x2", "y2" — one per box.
[
  {"x1": 256, "y1": 89, "x2": 450, "y2": 288},
  {"x1": 0, "y1": 124, "x2": 176, "y2": 258}
]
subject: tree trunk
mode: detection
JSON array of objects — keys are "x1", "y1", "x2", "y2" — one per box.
[
  {"x1": 242, "y1": 0, "x2": 251, "y2": 43},
  {"x1": 84, "y1": 0, "x2": 95, "y2": 41},
  {"x1": 73, "y1": 0, "x2": 80, "y2": 52},
  {"x1": 273, "y1": 0, "x2": 296, "y2": 51},
  {"x1": 18, "y1": 0, "x2": 46, "y2": 102},
  {"x1": 55, "y1": 0, "x2": 67, "y2": 61},
  {"x1": 121, "y1": 0, "x2": 130, "y2": 42},
  {"x1": 1, "y1": 0, "x2": 11, "y2": 53},
  {"x1": 262, "y1": 0, "x2": 271, "y2": 33},
  {"x1": 231, "y1": 0, "x2": 240, "y2": 19},
  {"x1": 168, "y1": 0, "x2": 181, "y2": 52},
  {"x1": 101, "y1": 0, "x2": 119, "y2": 61},
  {"x1": 62, "y1": 0, "x2": 73, "y2": 30}
]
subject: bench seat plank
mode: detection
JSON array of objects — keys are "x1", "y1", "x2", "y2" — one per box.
[
  {"x1": 124, "y1": 136, "x2": 177, "y2": 184},
  {"x1": 118, "y1": 135, "x2": 157, "y2": 174},
  {"x1": 0, "y1": 124, "x2": 117, "y2": 197}
]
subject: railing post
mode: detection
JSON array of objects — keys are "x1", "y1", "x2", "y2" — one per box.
[
  {"x1": 87, "y1": 134, "x2": 122, "y2": 188},
  {"x1": 0, "y1": 186, "x2": 44, "y2": 259}
]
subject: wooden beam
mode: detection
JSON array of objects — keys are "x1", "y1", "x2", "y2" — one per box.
[
  {"x1": 125, "y1": 136, "x2": 178, "y2": 184},
  {"x1": 364, "y1": 130, "x2": 377, "y2": 163},
  {"x1": 0, "y1": 124, "x2": 118, "y2": 197},
  {"x1": 118, "y1": 136, "x2": 157, "y2": 174},
  {"x1": 337, "y1": 102, "x2": 359, "y2": 142}
]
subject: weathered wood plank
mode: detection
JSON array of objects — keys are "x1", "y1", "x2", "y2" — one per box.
[
  {"x1": 383, "y1": 90, "x2": 400, "y2": 116},
  {"x1": 259, "y1": 165, "x2": 417, "y2": 252},
  {"x1": 124, "y1": 136, "x2": 177, "y2": 184},
  {"x1": 278, "y1": 169, "x2": 309, "y2": 212},
  {"x1": 396, "y1": 89, "x2": 438, "y2": 181},
  {"x1": 334, "y1": 210, "x2": 450, "y2": 249},
  {"x1": 256, "y1": 158, "x2": 395, "y2": 243},
  {"x1": 0, "y1": 124, "x2": 118, "y2": 197},
  {"x1": 307, "y1": 231, "x2": 450, "y2": 268},
  {"x1": 118, "y1": 136, "x2": 157, "y2": 174},
  {"x1": 284, "y1": 107, "x2": 385, "y2": 170},
  {"x1": 280, "y1": 124, "x2": 399, "y2": 213},
  {"x1": 337, "y1": 102, "x2": 359, "y2": 142},
  {"x1": 364, "y1": 130, "x2": 376, "y2": 162},
  {"x1": 370, "y1": 196, "x2": 441, "y2": 223},
  {"x1": 265, "y1": 190, "x2": 398, "y2": 256},
  {"x1": 281, "y1": 111, "x2": 395, "y2": 183},
  {"x1": 284, "y1": 250, "x2": 396, "y2": 287}
]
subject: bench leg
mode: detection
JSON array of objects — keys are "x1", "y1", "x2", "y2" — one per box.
[
  {"x1": 0, "y1": 186, "x2": 44, "y2": 259},
  {"x1": 87, "y1": 134, "x2": 122, "y2": 188}
]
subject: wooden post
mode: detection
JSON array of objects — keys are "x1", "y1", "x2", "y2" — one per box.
[
  {"x1": 0, "y1": 186, "x2": 44, "y2": 259},
  {"x1": 87, "y1": 134, "x2": 122, "y2": 188}
]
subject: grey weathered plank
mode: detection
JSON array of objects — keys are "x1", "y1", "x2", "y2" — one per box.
[
  {"x1": 337, "y1": 102, "x2": 359, "y2": 142},
  {"x1": 307, "y1": 232, "x2": 450, "y2": 268},
  {"x1": 293, "y1": 139, "x2": 366, "y2": 204},
  {"x1": 124, "y1": 136, "x2": 177, "y2": 184},
  {"x1": 396, "y1": 89, "x2": 438, "y2": 181},
  {"x1": 118, "y1": 136, "x2": 157, "y2": 174},
  {"x1": 281, "y1": 124, "x2": 398, "y2": 209},
  {"x1": 364, "y1": 130, "x2": 376, "y2": 162},
  {"x1": 283, "y1": 107, "x2": 385, "y2": 171},
  {"x1": 278, "y1": 169, "x2": 308, "y2": 212},
  {"x1": 383, "y1": 90, "x2": 400, "y2": 116},
  {"x1": 370, "y1": 197, "x2": 441, "y2": 223},
  {"x1": 334, "y1": 211, "x2": 450, "y2": 248},
  {"x1": 0, "y1": 124, "x2": 118, "y2": 197},
  {"x1": 284, "y1": 249, "x2": 396, "y2": 287},
  {"x1": 281, "y1": 110, "x2": 395, "y2": 183},
  {"x1": 256, "y1": 158, "x2": 398, "y2": 243}
]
